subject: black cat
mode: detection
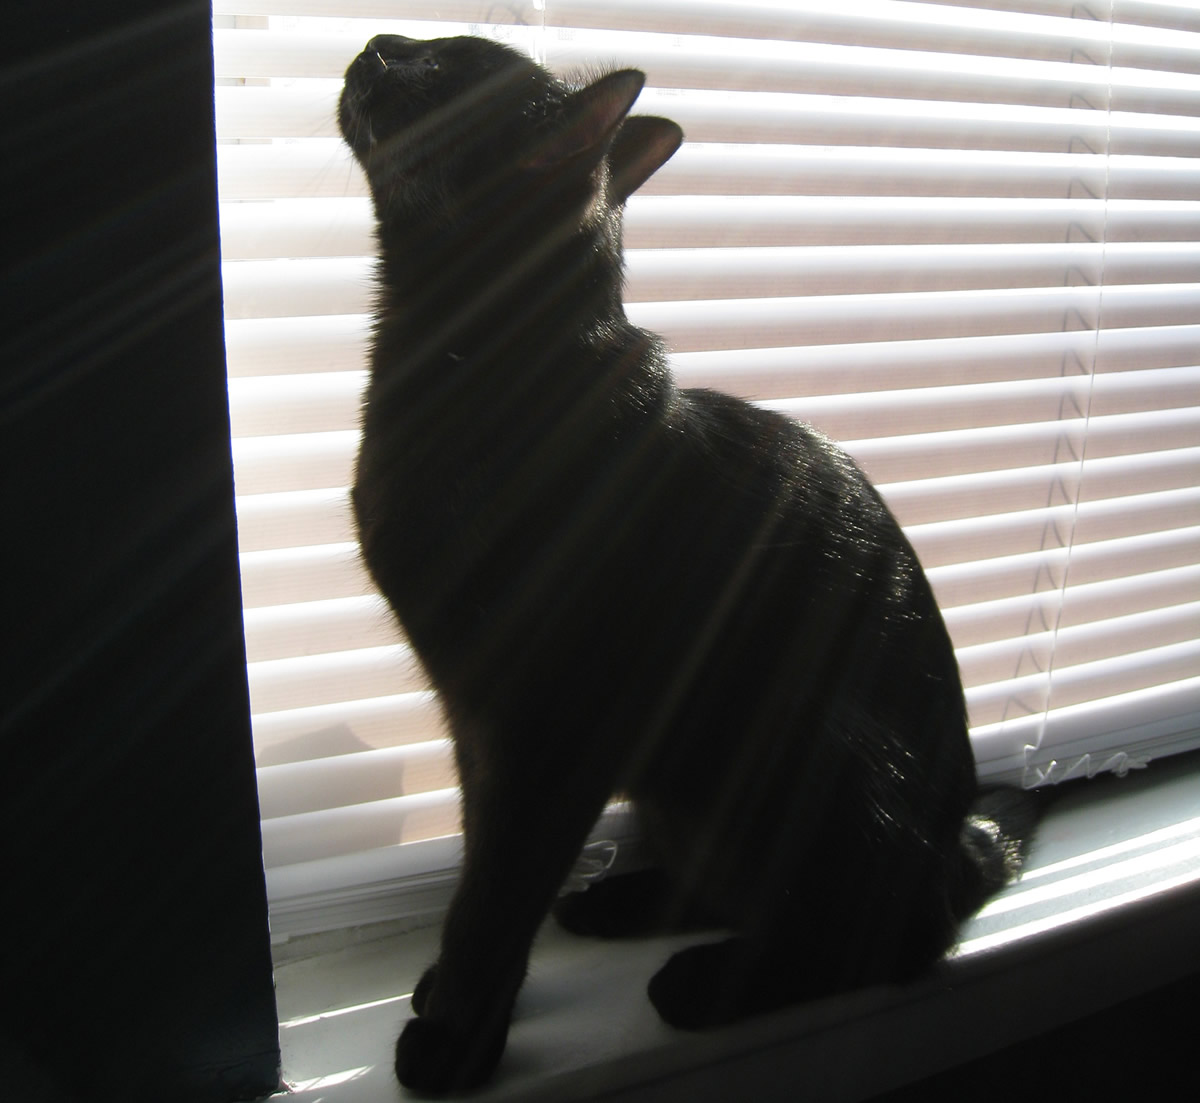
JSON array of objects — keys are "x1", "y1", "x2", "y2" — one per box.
[{"x1": 338, "y1": 34, "x2": 1035, "y2": 1096}]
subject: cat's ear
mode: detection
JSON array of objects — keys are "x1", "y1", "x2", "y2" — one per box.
[
  {"x1": 607, "y1": 116, "x2": 683, "y2": 205},
  {"x1": 524, "y1": 69, "x2": 646, "y2": 171}
]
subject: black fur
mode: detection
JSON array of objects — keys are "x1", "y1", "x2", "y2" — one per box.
[{"x1": 338, "y1": 35, "x2": 1036, "y2": 1095}]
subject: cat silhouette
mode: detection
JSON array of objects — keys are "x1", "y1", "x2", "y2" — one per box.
[{"x1": 338, "y1": 33, "x2": 1035, "y2": 1095}]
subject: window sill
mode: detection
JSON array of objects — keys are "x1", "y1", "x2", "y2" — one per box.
[{"x1": 267, "y1": 751, "x2": 1200, "y2": 1102}]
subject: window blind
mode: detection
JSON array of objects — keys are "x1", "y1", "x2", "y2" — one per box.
[{"x1": 212, "y1": 0, "x2": 1200, "y2": 934}]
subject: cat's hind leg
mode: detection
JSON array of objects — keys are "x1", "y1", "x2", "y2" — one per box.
[
  {"x1": 647, "y1": 931, "x2": 864, "y2": 1029},
  {"x1": 554, "y1": 867, "x2": 722, "y2": 938},
  {"x1": 646, "y1": 847, "x2": 965, "y2": 1030},
  {"x1": 646, "y1": 936, "x2": 805, "y2": 1029}
]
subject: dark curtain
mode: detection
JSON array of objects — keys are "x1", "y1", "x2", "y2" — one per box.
[{"x1": 2, "y1": 3, "x2": 280, "y2": 1100}]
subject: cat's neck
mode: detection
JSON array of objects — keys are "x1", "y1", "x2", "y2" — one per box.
[
  {"x1": 363, "y1": 198, "x2": 672, "y2": 447},
  {"x1": 372, "y1": 198, "x2": 626, "y2": 363}
]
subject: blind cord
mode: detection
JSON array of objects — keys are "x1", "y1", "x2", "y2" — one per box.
[{"x1": 1021, "y1": 0, "x2": 1147, "y2": 788}]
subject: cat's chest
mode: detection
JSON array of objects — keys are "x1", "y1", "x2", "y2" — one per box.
[{"x1": 354, "y1": 434, "x2": 491, "y2": 546}]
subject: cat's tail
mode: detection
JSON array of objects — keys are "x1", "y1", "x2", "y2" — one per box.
[{"x1": 949, "y1": 787, "x2": 1041, "y2": 921}]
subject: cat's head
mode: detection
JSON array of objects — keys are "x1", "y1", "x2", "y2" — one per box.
[{"x1": 338, "y1": 34, "x2": 682, "y2": 230}]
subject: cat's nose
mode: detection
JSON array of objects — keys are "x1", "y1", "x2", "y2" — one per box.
[{"x1": 366, "y1": 35, "x2": 415, "y2": 60}]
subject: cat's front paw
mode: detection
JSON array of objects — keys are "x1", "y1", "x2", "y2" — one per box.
[{"x1": 394, "y1": 1014, "x2": 508, "y2": 1096}]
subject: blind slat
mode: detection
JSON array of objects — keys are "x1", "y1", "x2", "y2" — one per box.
[
  {"x1": 882, "y1": 448, "x2": 1200, "y2": 528},
  {"x1": 232, "y1": 487, "x2": 352, "y2": 554},
  {"x1": 238, "y1": 542, "x2": 366, "y2": 607},
  {"x1": 674, "y1": 326, "x2": 1200, "y2": 396},
  {"x1": 959, "y1": 602, "x2": 1200, "y2": 691},
  {"x1": 944, "y1": 562, "x2": 1200, "y2": 647},
  {"x1": 214, "y1": 1, "x2": 534, "y2": 19},
  {"x1": 628, "y1": 285, "x2": 1199, "y2": 353},
  {"x1": 216, "y1": 196, "x2": 1200, "y2": 261},
  {"x1": 256, "y1": 740, "x2": 455, "y2": 820},
  {"x1": 247, "y1": 644, "x2": 426, "y2": 715},
  {"x1": 231, "y1": 431, "x2": 358, "y2": 496},
  {"x1": 969, "y1": 639, "x2": 1200, "y2": 725},
  {"x1": 219, "y1": 243, "x2": 1199, "y2": 322},
  {"x1": 226, "y1": 359, "x2": 1200, "y2": 442},
  {"x1": 242, "y1": 594, "x2": 401, "y2": 662},
  {"x1": 215, "y1": 79, "x2": 1200, "y2": 157},
  {"x1": 907, "y1": 487, "x2": 1200, "y2": 568},
  {"x1": 260, "y1": 788, "x2": 460, "y2": 868},
  {"x1": 212, "y1": 1, "x2": 1200, "y2": 40},
  {"x1": 926, "y1": 525, "x2": 1200, "y2": 608},
  {"x1": 252, "y1": 691, "x2": 444, "y2": 767},
  {"x1": 213, "y1": 140, "x2": 1200, "y2": 203},
  {"x1": 225, "y1": 315, "x2": 369, "y2": 376},
  {"x1": 213, "y1": 27, "x2": 1200, "y2": 113}
]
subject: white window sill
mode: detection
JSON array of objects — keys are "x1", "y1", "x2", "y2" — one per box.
[{"x1": 267, "y1": 752, "x2": 1200, "y2": 1102}]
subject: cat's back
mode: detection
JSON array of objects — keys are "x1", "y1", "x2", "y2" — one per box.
[
  {"x1": 664, "y1": 386, "x2": 900, "y2": 567},
  {"x1": 648, "y1": 385, "x2": 960, "y2": 728}
]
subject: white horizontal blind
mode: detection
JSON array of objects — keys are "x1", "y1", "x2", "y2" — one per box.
[{"x1": 212, "y1": 1, "x2": 1200, "y2": 927}]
